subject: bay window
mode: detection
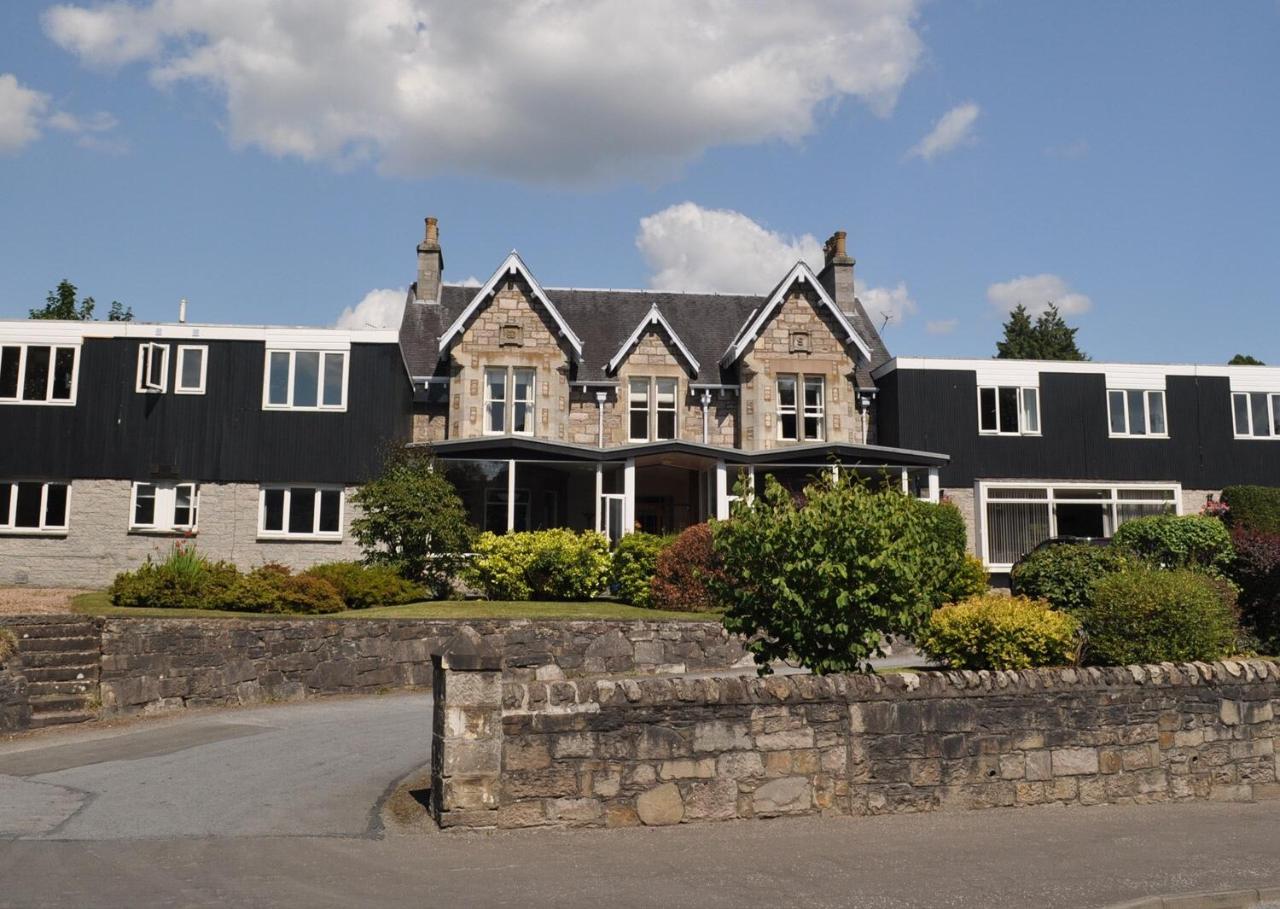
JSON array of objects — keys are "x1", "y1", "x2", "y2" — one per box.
[
  {"x1": 0, "y1": 344, "x2": 78, "y2": 404},
  {"x1": 0, "y1": 481, "x2": 70, "y2": 533},
  {"x1": 263, "y1": 350, "x2": 346, "y2": 410},
  {"x1": 484, "y1": 367, "x2": 536, "y2": 435},
  {"x1": 978, "y1": 386, "x2": 1040, "y2": 435},
  {"x1": 777, "y1": 374, "x2": 824, "y2": 441},
  {"x1": 1232, "y1": 391, "x2": 1280, "y2": 439},
  {"x1": 1108, "y1": 389, "x2": 1167, "y2": 437},
  {"x1": 131, "y1": 482, "x2": 199, "y2": 532},
  {"x1": 259, "y1": 486, "x2": 343, "y2": 538}
]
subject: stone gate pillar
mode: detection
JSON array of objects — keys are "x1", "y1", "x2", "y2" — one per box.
[{"x1": 431, "y1": 626, "x2": 503, "y2": 829}]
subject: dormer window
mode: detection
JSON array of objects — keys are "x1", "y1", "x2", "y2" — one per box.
[
  {"x1": 628, "y1": 376, "x2": 678, "y2": 441},
  {"x1": 1108, "y1": 389, "x2": 1167, "y2": 437},
  {"x1": 1233, "y1": 391, "x2": 1280, "y2": 439},
  {"x1": 978, "y1": 386, "x2": 1040, "y2": 436},
  {"x1": 263, "y1": 350, "x2": 347, "y2": 411},
  {"x1": 777, "y1": 374, "x2": 824, "y2": 441},
  {"x1": 484, "y1": 366, "x2": 535, "y2": 435}
]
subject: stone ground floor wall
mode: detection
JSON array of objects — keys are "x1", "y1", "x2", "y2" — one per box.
[
  {"x1": 0, "y1": 480, "x2": 363, "y2": 588},
  {"x1": 432, "y1": 653, "x2": 1280, "y2": 829},
  {"x1": 0, "y1": 662, "x2": 30, "y2": 732},
  {"x1": 0, "y1": 616, "x2": 744, "y2": 716}
]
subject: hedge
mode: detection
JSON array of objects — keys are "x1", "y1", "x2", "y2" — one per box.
[{"x1": 1221, "y1": 486, "x2": 1280, "y2": 534}]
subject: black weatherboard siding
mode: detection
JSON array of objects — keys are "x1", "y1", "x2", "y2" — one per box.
[
  {"x1": 877, "y1": 368, "x2": 1278, "y2": 489},
  {"x1": 0, "y1": 338, "x2": 412, "y2": 484}
]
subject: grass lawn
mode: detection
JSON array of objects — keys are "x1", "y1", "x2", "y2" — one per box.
[{"x1": 71, "y1": 591, "x2": 720, "y2": 622}]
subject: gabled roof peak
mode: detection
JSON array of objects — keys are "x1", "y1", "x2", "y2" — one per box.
[{"x1": 606, "y1": 303, "x2": 700, "y2": 376}]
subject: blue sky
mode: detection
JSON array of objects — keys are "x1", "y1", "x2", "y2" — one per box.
[{"x1": 1, "y1": 1, "x2": 1277, "y2": 364}]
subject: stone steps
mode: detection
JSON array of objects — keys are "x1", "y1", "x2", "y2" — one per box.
[{"x1": 4, "y1": 616, "x2": 101, "y2": 727}]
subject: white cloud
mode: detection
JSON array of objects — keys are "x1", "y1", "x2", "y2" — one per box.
[
  {"x1": 925, "y1": 318, "x2": 958, "y2": 335},
  {"x1": 907, "y1": 101, "x2": 979, "y2": 161},
  {"x1": 44, "y1": 0, "x2": 925, "y2": 181},
  {"x1": 335, "y1": 288, "x2": 407, "y2": 330},
  {"x1": 986, "y1": 273, "x2": 1092, "y2": 316},
  {"x1": 47, "y1": 108, "x2": 126, "y2": 152},
  {"x1": 0, "y1": 73, "x2": 50, "y2": 153},
  {"x1": 636, "y1": 202, "x2": 916, "y2": 328},
  {"x1": 856, "y1": 280, "x2": 916, "y2": 328}
]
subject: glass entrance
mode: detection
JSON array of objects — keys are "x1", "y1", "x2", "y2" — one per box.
[{"x1": 600, "y1": 494, "x2": 625, "y2": 543}]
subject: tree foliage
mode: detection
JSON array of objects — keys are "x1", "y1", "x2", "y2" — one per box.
[
  {"x1": 1228, "y1": 354, "x2": 1265, "y2": 366},
  {"x1": 995, "y1": 303, "x2": 1086, "y2": 360},
  {"x1": 30, "y1": 279, "x2": 133, "y2": 322},
  {"x1": 712, "y1": 472, "x2": 970, "y2": 674},
  {"x1": 348, "y1": 447, "x2": 473, "y2": 597}
]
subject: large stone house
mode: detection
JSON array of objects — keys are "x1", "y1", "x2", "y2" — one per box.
[{"x1": 1, "y1": 216, "x2": 1277, "y2": 586}]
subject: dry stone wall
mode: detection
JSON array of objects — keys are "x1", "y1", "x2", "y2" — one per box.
[
  {"x1": 432, "y1": 656, "x2": 1280, "y2": 829},
  {"x1": 0, "y1": 661, "x2": 30, "y2": 733}
]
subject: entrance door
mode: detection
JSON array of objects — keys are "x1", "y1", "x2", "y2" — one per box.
[{"x1": 600, "y1": 494, "x2": 625, "y2": 543}]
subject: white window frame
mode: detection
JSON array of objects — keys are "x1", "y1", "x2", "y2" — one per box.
[
  {"x1": 802, "y1": 376, "x2": 825, "y2": 442},
  {"x1": 174, "y1": 345, "x2": 208, "y2": 395},
  {"x1": 257, "y1": 485, "x2": 345, "y2": 540},
  {"x1": 977, "y1": 385, "x2": 1041, "y2": 436},
  {"x1": 1107, "y1": 388, "x2": 1168, "y2": 438},
  {"x1": 511, "y1": 367, "x2": 536, "y2": 436},
  {"x1": 1232, "y1": 391, "x2": 1280, "y2": 440},
  {"x1": 0, "y1": 480, "x2": 71, "y2": 534},
  {"x1": 129, "y1": 481, "x2": 199, "y2": 532},
  {"x1": 655, "y1": 377, "x2": 678, "y2": 441},
  {"x1": 975, "y1": 480, "x2": 1182, "y2": 572},
  {"x1": 261, "y1": 350, "x2": 348, "y2": 412},
  {"x1": 0, "y1": 343, "x2": 80, "y2": 406},
  {"x1": 135, "y1": 342, "x2": 169, "y2": 393},
  {"x1": 483, "y1": 367, "x2": 508, "y2": 436},
  {"x1": 777, "y1": 374, "x2": 824, "y2": 442},
  {"x1": 628, "y1": 377, "x2": 652, "y2": 442}
]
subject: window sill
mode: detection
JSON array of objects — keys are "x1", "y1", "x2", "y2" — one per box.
[
  {"x1": 261, "y1": 405, "x2": 347, "y2": 413},
  {"x1": 128, "y1": 528, "x2": 198, "y2": 537},
  {"x1": 1232, "y1": 436, "x2": 1280, "y2": 441},
  {"x1": 0, "y1": 399, "x2": 77, "y2": 407},
  {"x1": 1108, "y1": 434, "x2": 1170, "y2": 440},
  {"x1": 978, "y1": 432, "x2": 1042, "y2": 438},
  {"x1": 0, "y1": 529, "x2": 68, "y2": 538},
  {"x1": 256, "y1": 534, "x2": 345, "y2": 543}
]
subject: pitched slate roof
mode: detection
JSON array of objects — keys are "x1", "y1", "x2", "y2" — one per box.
[{"x1": 399, "y1": 274, "x2": 891, "y2": 388}]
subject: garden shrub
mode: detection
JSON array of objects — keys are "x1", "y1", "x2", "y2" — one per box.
[
  {"x1": 917, "y1": 594, "x2": 1080, "y2": 670},
  {"x1": 712, "y1": 473, "x2": 972, "y2": 674},
  {"x1": 943, "y1": 554, "x2": 990, "y2": 605},
  {"x1": 1081, "y1": 566, "x2": 1238, "y2": 665},
  {"x1": 303, "y1": 561, "x2": 425, "y2": 610},
  {"x1": 0, "y1": 628, "x2": 16, "y2": 665},
  {"x1": 349, "y1": 446, "x2": 474, "y2": 597},
  {"x1": 1111, "y1": 514, "x2": 1234, "y2": 574},
  {"x1": 1221, "y1": 485, "x2": 1280, "y2": 534},
  {"x1": 610, "y1": 532, "x2": 672, "y2": 608},
  {"x1": 108, "y1": 544, "x2": 239, "y2": 611},
  {"x1": 1230, "y1": 527, "x2": 1280, "y2": 652},
  {"x1": 1011, "y1": 543, "x2": 1133, "y2": 614},
  {"x1": 218, "y1": 564, "x2": 344, "y2": 615},
  {"x1": 650, "y1": 523, "x2": 726, "y2": 613},
  {"x1": 465, "y1": 529, "x2": 611, "y2": 601}
]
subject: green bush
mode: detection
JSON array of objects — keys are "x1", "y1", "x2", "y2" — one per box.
[
  {"x1": 610, "y1": 532, "x2": 672, "y2": 608},
  {"x1": 917, "y1": 594, "x2": 1080, "y2": 670},
  {"x1": 1111, "y1": 514, "x2": 1235, "y2": 574},
  {"x1": 303, "y1": 561, "x2": 426, "y2": 610},
  {"x1": 1222, "y1": 486, "x2": 1280, "y2": 534},
  {"x1": 1081, "y1": 567, "x2": 1239, "y2": 665},
  {"x1": 712, "y1": 472, "x2": 972, "y2": 674},
  {"x1": 1011, "y1": 543, "x2": 1133, "y2": 614},
  {"x1": 1230, "y1": 528, "x2": 1280, "y2": 652},
  {"x1": 349, "y1": 446, "x2": 475, "y2": 597},
  {"x1": 218, "y1": 564, "x2": 344, "y2": 615},
  {"x1": 108, "y1": 544, "x2": 239, "y2": 611},
  {"x1": 650, "y1": 523, "x2": 726, "y2": 613},
  {"x1": 465, "y1": 529, "x2": 612, "y2": 601},
  {"x1": 943, "y1": 554, "x2": 990, "y2": 605},
  {"x1": 0, "y1": 628, "x2": 16, "y2": 665}
]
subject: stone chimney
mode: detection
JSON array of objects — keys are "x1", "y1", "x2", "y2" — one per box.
[
  {"x1": 817, "y1": 230, "x2": 856, "y2": 315},
  {"x1": 415, "y1": 216, "x2": 443, "y2": 303}
]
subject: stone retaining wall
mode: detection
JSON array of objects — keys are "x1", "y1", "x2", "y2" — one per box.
[
  {"x1": 65, "y1": 616, "x2": 743, "y2": 715},
  {"x1": 0, "y1": 661, "x2": 31, "y2": 733},
  {"x1": 431, "y1": 650, "x2": 1280, "y2": 829}
]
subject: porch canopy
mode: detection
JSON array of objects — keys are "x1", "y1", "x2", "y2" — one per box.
[{"x1": 411, "y1": 436, "x2": 949, "y2": 540}]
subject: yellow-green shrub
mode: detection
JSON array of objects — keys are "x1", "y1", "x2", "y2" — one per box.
[
  {"x1": 465, "y1": 529, "x2": 612, "y2": 601},
  {"x1": 917, "y1": 594, "x2": 1080, "y2": 670}
]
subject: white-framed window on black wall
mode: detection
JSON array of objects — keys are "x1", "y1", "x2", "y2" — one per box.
[
  {"x1": 1232, "y1": 391, "x2": 1280, "y2": 439},
  {"x1": 978, "y1": 385, "x2": 1040, "y2": 436},
  {"x1": 175, "y1": 346, "x2": 207, "y2": 395},
  {"x1": 130, "y1": 482, "x2": 199, "y2": 532},
  {"x1": 0, "y1": 344, "x2": 78, "y2": 405},
  {"x1": 0, "y1": 481, "x2": 70, "y2": 533},
  {"x1": 258, "y1": 485, "x2": 343, "y2": 539},
  {"x1": 1108, "y1": 389, "x2": 1167, "y2": 437},
  {"x1": 263, "y1": 350, "x2": 347, "y2": 411},
  {"x1": 777, "y1": 374, "x2": 825, "y2": 441},
  {"x1": 136, "y1": 342, "x2": 169, "y2": 392}
]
